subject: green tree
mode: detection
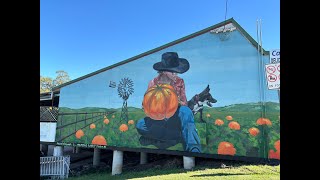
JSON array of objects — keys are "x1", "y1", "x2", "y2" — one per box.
[{"x1": 40, "y1": 70, "x2": 71, "y2": 93}]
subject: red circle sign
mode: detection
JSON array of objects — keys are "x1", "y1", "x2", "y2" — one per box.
[
  {"x1": 266, "y1": 65, "x2": 276, "y2": 74},
  {"x1": 268, "y1": 74, "x2": 277, "y2": 82}
]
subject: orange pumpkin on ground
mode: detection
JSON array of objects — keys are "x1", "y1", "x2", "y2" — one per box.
[
  {"x1": 248, "y1": 127, "x2": 260, "y2": 136},
  {"x1": 75, "y1": 129, "x2": 84, "y2": 139},
  {"x1": 142, "y1": 84, "x2": 178, "y2": 120},
  {"x1": 119, "y1": 124, "x2": 129, "y2": 132},
  {"x1": 268, "y1": 149, "x2": 280, "y2": 160},
  {"x1": 218, "y1": 142, "x2": 236, "y2": 155},
  {"x1": 92, "y1": 135, "x2": 107, "y2": 145},
  {"x1": 226, "y1": 116, "x2": 233, "y2": 121},
  {"x1": 256, "y1": 118, "x2": 272, "y2": 126},
  {"x1": 274, "y1": 140, "x2": 280, "y2": 152},
  {"x1": 103, "y1": 118, "x2": 110, "y2": 124},
  {"x1": 128, "y1": 120, "x2": 134, "y2": 125},
  {"x1": 215, "y1": 119, "x2": 224, "y2": 126},
  {"x1": 228, "y1": 121, "x2": 240, "y2": 130},
  {"x1": 90, "y1": 123, "x2": 96, "y2": 129}
]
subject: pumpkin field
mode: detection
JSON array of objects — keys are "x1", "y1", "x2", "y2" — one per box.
[{"x1": 56, "y1": 102, "x2": 280, "y2": 160}]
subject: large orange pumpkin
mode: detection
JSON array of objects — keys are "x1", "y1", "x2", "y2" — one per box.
[
  {"x1": 228, "y1": 121, "x2": 240, "y2": 130},
  {"x1": 92, "y1": 135, "x2": 107, "y2": 145},
  {"x1": 248, "y1": 127, "x2": 260, "y2": 136},
  {"x1": 226, "y1": 115, "x2": 233, "y2": 121},
  {"x1": 217, "y1": 141, "x2": 236, "y2": 155},
  {"x1": 256, "y1": 118, "x2": 272, "y2": 126},
  {"x1": 215, "y1": 119, "x2": 224, "y2": 126},
  {"x1": 128, "y1": 120, "x2": 134, "y2": 125},
  {"x1": 103, "y1": 118, "x2": 110, "y2": 124},
  {"x1": 119, "y1": 124, "x2": 128, "y2": 132},
  {"x1": 75, "y1": 129, "x2": 84, "y2": 139},
  {"x1": 268, "y1": 149, "x2": 280, "y2": 160},
  {"x1": 274, "y1": 140, "x2": 280, "y2": 152},
  {"x1": 142, "y1": 84, "x2": 178, "y2": 120},
  {"x1": 90, "y1": 123, "x2": 96, "y2": 129}
]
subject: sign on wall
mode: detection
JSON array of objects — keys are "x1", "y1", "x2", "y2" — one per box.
[
  {"x1": 270, "y1": 49, "x2": 280, "y2": 64},
  {"x1": 40, "y1": 122, "x2": 57, "y2": 142},
  {"x1": 265, "y1": 63, "x2": 280, "y2": 90}
]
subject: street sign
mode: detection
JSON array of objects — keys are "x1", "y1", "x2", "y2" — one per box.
[
  {"x1": 270, "y1": 49, "x2": 280, "y2": 63},
  {"x1": 265, "y1": 63, "x2": 280, "y2": 90}
]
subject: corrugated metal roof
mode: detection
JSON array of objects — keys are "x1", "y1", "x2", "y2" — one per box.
[{"x1": 40, "y1": 106, "x2": 58, "y2": 122}]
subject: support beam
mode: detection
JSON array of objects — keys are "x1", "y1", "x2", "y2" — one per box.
[
  {"x1": 112, "y1": 150, "x2": 123, "y2": 175},
  {"x1": 140, "y1": 152, "x2": 148, "y2": 164},
  {"x1": 93, "y1": 148, "x2": 101, "y2": 166},
  {"x1": 183, "y1": 156, "x2": 195, "y2": 170},
  {"x1": 53, "y1": 146, "x2": 64, "y2": 157}
]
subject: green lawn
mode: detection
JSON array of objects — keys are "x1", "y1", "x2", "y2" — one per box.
[{"x1": 67, "y1": 164, "x2": 280, "y2": 180}]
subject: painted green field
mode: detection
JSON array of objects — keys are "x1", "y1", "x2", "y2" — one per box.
[{"x1": 56, "y1": 102, "x2": 280, "y2": 159}]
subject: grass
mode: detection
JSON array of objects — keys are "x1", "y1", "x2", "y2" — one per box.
[{"x1": 67, "y1": 164, "x2": 280, "y2": 180}]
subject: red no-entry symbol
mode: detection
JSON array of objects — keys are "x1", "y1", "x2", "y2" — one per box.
[
  {"x1": 266, "y1": 65, "x2": 276, "y2": 74},
  {"x1": 268, "y1": 74, "x2": 277, "y2": 82}
]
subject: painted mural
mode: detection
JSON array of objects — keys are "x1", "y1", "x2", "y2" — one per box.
[{"x1": 56, "y1": 22, "x2": 280, "y2": 160}]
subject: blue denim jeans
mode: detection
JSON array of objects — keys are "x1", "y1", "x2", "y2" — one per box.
[{"x1": 136, "y1": 106, "x2": 201, "y2": 153}]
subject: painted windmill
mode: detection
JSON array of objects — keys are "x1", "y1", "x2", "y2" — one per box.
[{"x1": 117, "y1": 78, "x2": 134, "y2": 122}]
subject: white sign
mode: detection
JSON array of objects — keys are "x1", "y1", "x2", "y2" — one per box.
[
  {"x1": 40, "y1": 122, "x2": 57, "y2": 142},
  {"x1": 265, "y1": 63, "x2": 280, "y2": 90},
  {"x1": 270, "y1": 49, "x2": 280, "y2": 63}
]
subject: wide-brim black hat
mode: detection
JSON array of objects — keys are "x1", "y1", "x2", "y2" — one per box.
[{"x1": 153, "y1": 52, "x2": 190, "y2": 74}]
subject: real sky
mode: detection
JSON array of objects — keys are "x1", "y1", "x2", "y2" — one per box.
[{"x1": 40, "y1": 0, "x2": 280, "y2": 80}]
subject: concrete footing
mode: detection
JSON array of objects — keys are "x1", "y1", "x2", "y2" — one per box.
[
  {"x1": 112, "y1": 150, "x2": 123, "y2": 175},
  {"x1": 140, "y1": 152, "x2": 148, "y2": 164},
  {"x1": 183, "y1": 156, "x2": 195, "y2": 170},
  {"x1": 93, "y1": 148, "x2": 101, "y2": 166},
  {"x1": 53, "y1": 146, "x2": 64, "y2": 157}
]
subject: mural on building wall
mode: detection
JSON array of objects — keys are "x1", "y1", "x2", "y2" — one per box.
[{"x1": 56, "y1": 22, "x2": 280, "y2": 160}]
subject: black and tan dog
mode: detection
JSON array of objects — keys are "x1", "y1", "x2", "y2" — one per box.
[{"x1": 187, "y1": 85, "x2": 217, "y2": 123}]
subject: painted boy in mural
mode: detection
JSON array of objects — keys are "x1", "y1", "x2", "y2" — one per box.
[{"x1": 136, "y1": 52, "x2": 202, "y2": 153}]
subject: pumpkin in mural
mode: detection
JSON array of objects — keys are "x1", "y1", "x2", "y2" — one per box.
[
  {"x1": 228, "y1": 121, "x2": 240, "y2": 130},
  {"x1": 215, "y1": 119, "x2": 224, "y2": 126},
  {"x1": 256, "y1": 118, "x2": 272, "y2": 126},
  {"x1": 248, "y1": 127, "x2": 260, "y2": 136},
  {"x1": 103, "y1": 118, "x2": 110, "y2": 124},
  {"x1": 92, "y1": 135, "x2": 107, "y2": 145},
  {"x1": 217, "y1": 141, "x2": 236, "y2": 155},
  {"x1": 75, "y1": 129, "x2": 84, "y2": 139},
  {"x1": 128, "y1": 120, "x2": 134, "y2": 125},
  {"x1": 119, "y1": 124, "x2": 128, "y2": 132},
  {"x1": 142, "y1": 84, "x2": 178, "y2": 120},
  {"x1": 226, "y1": 115, "x2": 233, "y2": 121},
  {"x1": 90, "y1": 123, "x2": 96, "y2": 129},
  {"x1": 274, "y1": 140, "x2": 280, "y2": 152}
]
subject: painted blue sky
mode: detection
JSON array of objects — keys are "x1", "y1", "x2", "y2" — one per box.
[
  {"x1": 40, "y1": 0, "x2": 280, "y2": 80},
  {"x1": 59, "y1": 30, "x2": 278, "y2": 109}
]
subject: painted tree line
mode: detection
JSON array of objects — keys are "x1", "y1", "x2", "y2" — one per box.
[{"x1": 40, "y1": 70, "x2": 71, "y2": 93}]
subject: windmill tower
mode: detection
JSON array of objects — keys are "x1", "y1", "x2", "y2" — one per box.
[{"x1": 117, "y1": 78, "x2": 134, "y2": 123}]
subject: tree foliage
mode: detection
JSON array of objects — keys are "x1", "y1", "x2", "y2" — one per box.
[{"x1": 40, "y1": 70, "x2": 71, "y2": 93}]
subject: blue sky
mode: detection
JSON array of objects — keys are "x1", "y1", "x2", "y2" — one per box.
[{"x1": 40, "y1": 0, "x2": 280, "y2": 80}]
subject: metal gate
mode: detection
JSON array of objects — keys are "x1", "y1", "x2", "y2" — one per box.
[{"x1": 40, "y1": 156, "x2": 70, "y2": 179}]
